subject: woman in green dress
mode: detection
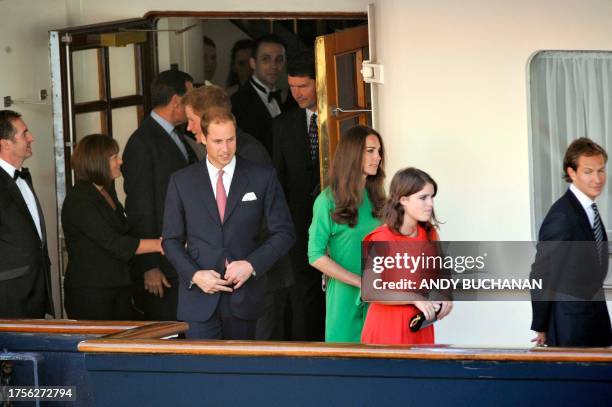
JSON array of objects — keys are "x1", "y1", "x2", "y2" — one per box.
[{"x1": 308, "y1": 125, "x2": 386, "y2": 342}]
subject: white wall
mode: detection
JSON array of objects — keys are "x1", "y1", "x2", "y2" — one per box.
[
  {"x1": 0, "y1": 0, "x2": 68, "y2": 314},
  {"x1": 373, "y1": 0, "x2": 612, "y2": 346}
]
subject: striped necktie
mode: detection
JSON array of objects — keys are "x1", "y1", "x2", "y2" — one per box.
[
  {"x1": 592, "y1": 203, "x2": 605, "y2": 263},
  {"x1": 308, "y1": 113, "x2": 319, "y2": 162}
]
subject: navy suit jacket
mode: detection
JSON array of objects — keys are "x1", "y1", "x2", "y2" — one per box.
[
  {"x1": 530, "y1": 189, "x2": 611, "y2": 346},
  {"x1": 122, "y1": 115, "x2": 196, "y2": 281},
  {"x1": 162, "y1": 156, "x2": 295, "y2": 321}
]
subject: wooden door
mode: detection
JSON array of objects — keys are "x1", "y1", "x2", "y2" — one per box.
[{"x1": 315, "y1": 24, "x2": 370, "y2": 186}]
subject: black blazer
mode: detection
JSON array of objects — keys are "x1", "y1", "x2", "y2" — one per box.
[
  {"x1": 232, "y1": 82, "x2": 279, "y2": 155},
  {"x1": 530, "y1": 189, "x2": 611, "y2": 346},
  {"x1": 62, "y1": 181, "x2": 139, "y2": 289},
  {"x1": 272, "y1": 108, "x2": 320, "y2": 280},
  {"x1": 122, "y1": 115, "x2": 196, "y2": 280},
  {"x1": 0, "y1": 167, "x2": 52, "y2": 317},
  {"x1": 162, "y1": 156, "x2": 295, "y2": 321}
]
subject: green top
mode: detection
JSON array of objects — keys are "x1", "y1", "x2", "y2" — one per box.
[{"x1": 308, "y1": 187, "x2": 381, "y2": 342}]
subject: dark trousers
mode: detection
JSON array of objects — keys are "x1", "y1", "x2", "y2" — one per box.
[
  {"x1": 132, "y1": 276, "x2": 178, "y2": 321},
  {"x1": 65, "y1": 286, "x2": 133, "y2": 320},
  {"x1": 185, "y1": 293, "x2": 256, "y2": 339},
  {"x1": 256, "y1": 273, "x2": 325, "y2": 341}
]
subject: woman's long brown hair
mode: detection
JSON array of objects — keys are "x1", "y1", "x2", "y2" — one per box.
[{"x1": 329, "y1": 125, "x2": 386, "y2": 227}]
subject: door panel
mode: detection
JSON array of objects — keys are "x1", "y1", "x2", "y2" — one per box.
[{"x1": 315, "y1": 24, "x2": 370, "y2": 186}]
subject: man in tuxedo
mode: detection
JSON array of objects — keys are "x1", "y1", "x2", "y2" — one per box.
[
  {"x1": 0, "y1": 110, "x2": 53, "y2": 317},
  {"x1": 122, "y1": 70, "x2": 198, "y2": 321},
  {"x1": 231, "y1": 34, "x2": 288, "y2": 155},
  {"x1": 162, "y1": 107, "x2": 295, "y2": 339},
  {"x1": 530, "y1": 137, "x2": 611, "y2": 347},
  {"x1": 271, "y1": 51, "x2": 325, "y2": 340}
]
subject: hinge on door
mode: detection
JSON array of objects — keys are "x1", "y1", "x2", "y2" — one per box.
[{"x1": 61, "y1": 34, "x2": 72, "y2": 44}]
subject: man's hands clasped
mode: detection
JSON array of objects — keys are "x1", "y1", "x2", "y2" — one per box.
[{"x1": 192, "y1": 260, "x2": 254, "y2": 294}]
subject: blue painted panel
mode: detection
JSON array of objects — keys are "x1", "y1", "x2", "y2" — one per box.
[{"x1": 85, "y1": 354, "x2": 612, "y2": 407}]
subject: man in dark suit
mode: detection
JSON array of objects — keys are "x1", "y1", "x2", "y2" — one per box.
[
  {"x1": 231, "y1": 34, "x2": 288, "y2": 155},
  {"x1": 183, "y1": 84, "x2": 295, "y2": 340},
  {"x1": 162, "y1": 107, "x2": 295, "y2": 339},
  {"x1": 271, "y1": 51, "x2": 325, "y2": 340},
  {"x1": 530, "y1": 137, "x2": 611, "y2": 347},
  {"x1": 0, "y1": 110, "x2": 53, "y2": 318},
  {"x1": 122, "y1": 70, "x2": 198, "y2": 321}
]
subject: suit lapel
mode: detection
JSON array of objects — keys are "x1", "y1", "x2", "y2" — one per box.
[
  {"x1": 148, "y1": 117, "x2": 190, "y2": 165},
  {"x1": 294, "y1": 109, "x2": 313, "y2": 169},
  {"x1": 564, "y1": 190, "x2": 596, "y2": 240},
  {"x1": 223, "y1": 158, "x2": 249, "y2": 224},
  {"x1": 197, "y1": 161, "x2": 223, "y2": 226},
  {"x1": 0, "y1": 169, "x2": 41, "y2": 241}
]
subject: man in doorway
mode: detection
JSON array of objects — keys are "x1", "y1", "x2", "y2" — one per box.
[
  {"x1": 231, "y1": 34, "x2": 289, "y2": 155},
  {"x1": 530, "y1": 137, "x2": 611, "y2": 347},
  {"x1": 162, "y1": 107, "x2": 294, "y2": 339},
  {"x1": 122, "y1": 69, "x2": 198, "y2": 321},
  {"x1": 271, "y1": 51, "x2": 325, "y2": 340},
  {"x1": 0, "y1": 110, "x2": 53, "y2": 317}
]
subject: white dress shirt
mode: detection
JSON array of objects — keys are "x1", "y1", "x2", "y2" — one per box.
[
  {"x1": 250, "y1": 75, "x2": 282, "y2": 118},
  {"x1": 0, "y1": 158, "x2": 42, "y2": 239},
  {"x1": 206, "y1": 155, "x2": 236, "y2": 199}
]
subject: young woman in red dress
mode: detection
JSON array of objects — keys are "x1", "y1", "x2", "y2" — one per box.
[{"x1": 361, "y1": 167, "x2": 453, "y2": 345}]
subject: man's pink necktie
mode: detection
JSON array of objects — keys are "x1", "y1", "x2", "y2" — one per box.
[{"x1": 216, "y1": 169, "x2": 227, "y2": 222}]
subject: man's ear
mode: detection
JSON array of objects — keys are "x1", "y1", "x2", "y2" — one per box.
[
  {"x1": 249, "y1": 57, "x2": 257, "y2": 71},
  {"x1": 566, "y1": 166, "x2": 577, "y2": 182}
]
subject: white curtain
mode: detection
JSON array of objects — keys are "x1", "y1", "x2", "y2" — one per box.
[{"x1": 530, "y1": 51, "x2": 611, "y2": 235}]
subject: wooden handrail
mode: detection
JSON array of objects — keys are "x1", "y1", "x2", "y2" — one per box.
[
  {"x1": 103, "y1": 321, "x2": 188, "y2": 339},
  {"x1": 77, "y1": 340, "x2": 612, "y2": 363},
  {"x1": 0, "y1": 319, "x2": 149, "y2": 335}
]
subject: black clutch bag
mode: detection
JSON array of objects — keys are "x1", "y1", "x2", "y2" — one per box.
[{"x1": 408, "y1": 307, "x2": 441, "y2": 332}]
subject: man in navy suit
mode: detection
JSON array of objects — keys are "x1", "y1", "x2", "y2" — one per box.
[
  {"x1": 162, "y1": 107, "x2": 295, "y2": 339},
  {"x1": 530, "y1": 137, "x2": 611, "y2": 347}
]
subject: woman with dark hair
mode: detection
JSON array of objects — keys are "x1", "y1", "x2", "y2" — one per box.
[
  {"x1": 226, "y1": 39, "x2": 254, "y2": 95},
  {"x1": 361, "y1": 167, "x2": 453, "y2": 344},
  {"x1": 308, "y1": 125, "x2": 386, "y2": 342},
  {"x1": 62, "y1": 134, "x2": 163, "y2": 320}
]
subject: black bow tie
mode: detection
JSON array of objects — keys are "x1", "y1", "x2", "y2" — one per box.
[
  {"x1": 13, "y1": 167, "x2": 30, "y2": 181},
  {"x1": 250, "y1": 79, "x2": 283, "y2": 105}
]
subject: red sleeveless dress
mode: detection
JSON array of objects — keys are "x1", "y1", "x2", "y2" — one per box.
[{"x1": 361, "y1": 224, "x2": 436, "y2": 345}]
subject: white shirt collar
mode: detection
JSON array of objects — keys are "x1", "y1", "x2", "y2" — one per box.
[
  {"x1": 0, "y1": 158, "x2": 17, "y2": 178},
  {"x1": 306, "y1": 108, "x2": 317, "y2": 128},
  {"x1": 251, "y1": 75, "x2": 274, "y2": 93},
  {"x1": 150, "y1": 111, "x2": 175, "y2": 136},
  {"x1": 206, "y1": 155, "x2": 236, "y2": 178},
  {"x1": 570, "y1": 183, "x2": 595, "y2": 208}
]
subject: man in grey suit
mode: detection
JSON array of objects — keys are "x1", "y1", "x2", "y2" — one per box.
[
  {"x1": 0, "y1": 110, "x2": 53, "y2": 317},
  {"x1": 163, "y1": 107, "x2": 295, "y2": 339}
]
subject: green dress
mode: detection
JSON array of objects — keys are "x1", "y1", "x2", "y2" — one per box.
[{"x1": 308, "y1": 188, "x2": 381, "y2": 343}]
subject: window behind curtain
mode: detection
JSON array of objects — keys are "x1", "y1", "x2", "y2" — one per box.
[{"x1": 529, "y1": 51, "x2": 611, "y2": 238}]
